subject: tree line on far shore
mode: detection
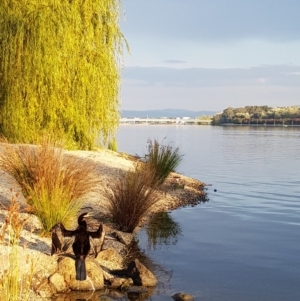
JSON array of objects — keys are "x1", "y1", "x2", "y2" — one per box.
[{"x1": 211, "y1": 105, "x2": 300, "y2": 125}]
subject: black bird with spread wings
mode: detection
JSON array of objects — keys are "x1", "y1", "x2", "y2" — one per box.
[{"x1": 51, "y1": 212, "x2": 103, "y2": 281}]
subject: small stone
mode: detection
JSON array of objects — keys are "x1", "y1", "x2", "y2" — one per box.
[
  {"x1": 109, "y1": 277, "x2": 132, "y2": 289},
  {"x1": 172, "y1": 292, "x2": 194, "y2": 301}
]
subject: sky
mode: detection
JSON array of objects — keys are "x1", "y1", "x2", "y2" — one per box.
[{"x1": 119, "y1": 0, "x2": 300, "y2": 112}]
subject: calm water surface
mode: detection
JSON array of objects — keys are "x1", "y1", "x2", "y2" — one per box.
[{"x1": 117, "y1": 125, "x2": 300, "y2": 301}]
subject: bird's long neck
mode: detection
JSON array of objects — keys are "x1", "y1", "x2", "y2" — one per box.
[
  {"x1": 78, "y1": 213, "x2": 87, "y2": 225},
  {"x1": 78, "y1": 220, "x2": 87, "y2": 230}
]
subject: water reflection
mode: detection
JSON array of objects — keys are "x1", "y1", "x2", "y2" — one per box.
[
  {"x1": 127, "y1": 287, "x2": 155, "y2": 301},
  {"x1": 51, "y1": 284, "x2": 156, "y2": 301},
  {"x1": 52, "y1": 290, "x2": 106, "y2": 301},
  {"x1": 146, "y1": 212, "x2": 182, "y2": 250},
  {"x1": 51, "y1": 289, "x2": 134, "y2": 301}
]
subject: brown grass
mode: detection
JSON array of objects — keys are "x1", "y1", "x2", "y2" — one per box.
[
  {"x1": 0, "y1": 138, "x2": 102, "y2": 232},
  {"x1": 104, "y1": 163, "x2": 161, "y2": 232}
]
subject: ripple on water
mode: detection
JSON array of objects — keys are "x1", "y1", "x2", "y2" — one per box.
[{"x1": 118, "y1": 125, "x2": 300, "y2": 301}]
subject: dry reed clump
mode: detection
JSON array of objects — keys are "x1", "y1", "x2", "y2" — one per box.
[
  {"x1": 0, "y1": 192, "x2": 34, "y2": 301},
  {"x1": 0, "y1": 139, "x2": 102, "y2": 232},
  {"x1": 104, "y1": 163, "x2": 161, "y2": 233}
]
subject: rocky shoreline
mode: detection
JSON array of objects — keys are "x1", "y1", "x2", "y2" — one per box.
[{"x1": 0, "y1": 148, "x2": 207, "y2": 300}]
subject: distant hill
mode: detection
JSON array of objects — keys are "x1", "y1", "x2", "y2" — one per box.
[{"x1": 122, "y1": 109, "x2": 217, "y2": 118}]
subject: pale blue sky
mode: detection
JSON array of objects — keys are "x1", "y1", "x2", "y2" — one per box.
[{"x1": 120, "y1": 0, "x2": 300, "y2": 111}]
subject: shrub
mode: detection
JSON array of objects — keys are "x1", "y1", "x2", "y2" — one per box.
[
  {"x1": 108, "y1": 138, "x2": 118, "y2": 152},
  {"x1": 0, "y1": 139, "x2": 101, "y2": 232},
  {"x1": 143, "y1": 139, "x2": 183, "y2": 185},
  {"x1": 104, "y1": 164, "x2": 160, "y2": 232}
]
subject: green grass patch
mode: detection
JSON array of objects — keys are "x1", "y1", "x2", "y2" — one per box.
[{"x1": 143, "y1": 138, "x2": 183, "y2": 185}]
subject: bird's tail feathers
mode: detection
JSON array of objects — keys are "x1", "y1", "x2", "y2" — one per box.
[{"x1": 75, "y1": 257, "x2": 86, "y2": 281}]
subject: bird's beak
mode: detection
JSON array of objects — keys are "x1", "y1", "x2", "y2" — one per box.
[{"x1": 84, "y1": 212, "x2": 94, "y2": 218}]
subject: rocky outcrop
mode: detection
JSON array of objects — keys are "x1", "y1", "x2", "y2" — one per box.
[
  {"x1": 0, "y1": 148, "x2": 207, "y2": 299},
  {"x1": 35, "y1": 244, "x2": 158, "y2": 297},
  {"x1": 35, "y1": 257, "x2": 105, "y2": 296}
]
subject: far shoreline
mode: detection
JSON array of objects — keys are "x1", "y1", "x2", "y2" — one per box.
[{"x1": 119, "y1": 122, "x2": 300, "y2": 127}]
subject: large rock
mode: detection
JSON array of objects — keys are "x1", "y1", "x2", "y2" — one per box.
[
  {"x1": 96, "y1": 248, "x2": 124, "y2": 270},
  {"x1": 126, "y1": 259, "x2": 157, "y2": 287},
  {"x1": 57, "y1": 257, "x2": 104, "y2": 290},
  {"x1": 113, "y1": 230, "x2": 134, "y2": 246},
  {"x1": 102, "y1": 238, "x2": 127, "y2": 255}
]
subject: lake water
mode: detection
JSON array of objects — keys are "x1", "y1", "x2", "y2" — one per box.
[{"x1": 117, "y1": 125, "x2": 300, "y2": 301}]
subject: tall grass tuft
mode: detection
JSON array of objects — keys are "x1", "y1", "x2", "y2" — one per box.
[
  {"x1": 104, "y1": 164, "x2": 160, "y2": 232},
  {"x1": 0, "y1": 139, "x2": 101, "y2": 232},
  {"x1": 0, "y1": 192, "x2": 31, "y2": 301},
  {"x1": 143, "y1": 139, "x2": 183, "y2": 185}
]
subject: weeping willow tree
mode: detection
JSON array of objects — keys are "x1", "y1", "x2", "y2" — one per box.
[{"x1": 0, "y1": 0, "x2": 124, "y2": 149}]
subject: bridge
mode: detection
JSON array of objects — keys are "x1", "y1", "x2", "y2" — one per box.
[{"x1": 120, "y1": 118, "x2": 212, "y2": 125}]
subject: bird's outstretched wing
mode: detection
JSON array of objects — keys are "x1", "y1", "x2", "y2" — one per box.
[
  {"x1": 50, "y1": 223, "x2": 77, "y2": 255},
  {"x1": 59, "y1": 223, "x2": 77, "y2": 237},
  {"x1": 88, "y1": 223, "x2": 103, "y2": 238},
  {"x1": 88, "y1": 223, "x2": 105, "y2": 257}
]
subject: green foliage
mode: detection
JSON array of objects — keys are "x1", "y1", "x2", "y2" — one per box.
[
  {"x1": 143, "y1": 139, "x2": 183, "y2": 185},
  {"x1": 211, "y1": 113, "x2": 222, "y2": 125},
  {"x1": 0, "y1": 139, "x2": 101, "y2": 232},
  {"x1": 197, "y1": 115, "x2": 212, "y2": 120},
  {"x1": 0, "y1": 0, "x2": 125, "y2": 149},
  {"x1": 212, "y1": 105, "x2": 300, "y2": 125},
  {"x1": 104, "y1": 163, "x2": 160, "y2": 232},
  {"x1": 108, "y1": 138, "x2": 118, "y2": 152}
]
